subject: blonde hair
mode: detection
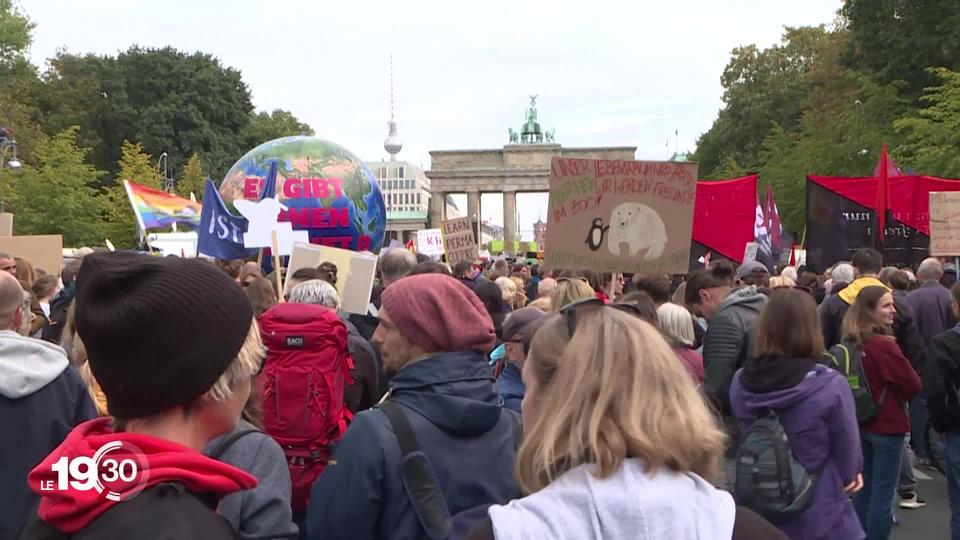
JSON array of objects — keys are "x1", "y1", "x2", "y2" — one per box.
[
  {"x1": 518, "y1": 307, "x2": 725, "y2": 494},
  {"x1": 495, "y1": 276, "x2": 517, "y2": 301},
  {"x1": 550, "y1": 277, "x2": 595, "y2": 312},
  {"x1": 205, "y1": 318, "x2": 266, "y2": 403},
  {"x1": 527, "y1": 297, "x2": 551, "y2": 312},
  {"x1": 657, "y1": 303, "x2": 695, "y2": 347},
  {"x1": 769, "y1": 275, "x2": 796, "y2": 288}
]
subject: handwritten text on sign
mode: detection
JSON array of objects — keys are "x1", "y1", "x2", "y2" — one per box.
[
  {"x1": 441, "y1": 217, "x2": 478, "y2": 265},
  {"x1": 930, "y1": 192, "x2": 960, "y2": 256},
  {"x1": 244, "y1": 177, "x2": 371, "y2": 251},
  {"x1": 545, "y1": 158, "x2": 698, "y2": 274}
]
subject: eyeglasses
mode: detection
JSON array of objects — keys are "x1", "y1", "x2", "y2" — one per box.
[{"x1": 557, "y1": 297, "x2": 650, "y2": 337}]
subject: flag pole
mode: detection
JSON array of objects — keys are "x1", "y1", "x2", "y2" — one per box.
[{"x1": 271, "y1": 231, "x2": 284, "y2": 303}]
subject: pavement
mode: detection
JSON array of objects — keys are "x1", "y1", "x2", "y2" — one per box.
[{"x1": 893, "y1": 465, "x2": 951, "y2": 539}]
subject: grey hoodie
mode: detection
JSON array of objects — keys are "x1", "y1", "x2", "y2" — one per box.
[
  {"x1": 489, "y1": 459, "x2": 736, "y2": 540},
  {"x1": 702, "y1": 286, "x2": 767, "y2": 418},
  {"x1": 204, "y1": 421, "x2": 299, "y2": 540},
  {"x1": 0, "y1": 330, "x2": 71, "y2": 398}
]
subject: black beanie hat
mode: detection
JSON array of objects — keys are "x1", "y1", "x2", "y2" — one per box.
[{"x1": 74, "y1": 252, "x2": 254, "y2": 420}]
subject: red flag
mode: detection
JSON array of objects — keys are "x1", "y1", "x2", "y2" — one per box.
[
  {"x1": 873, "y1": 145, "x2": 902, "y2": 178},
  {"x1": 404, "y1": 239, "x2": 414, "y2": 252},
  {"x1": 789, "y1": 241, "x2": 797, "y2": 266},
  {"x1": 875, "y1": 144, "x2": 893, "y2": 244},
  {"x1": 763, "y1": 185, "x2": 783, "y2": 258}
]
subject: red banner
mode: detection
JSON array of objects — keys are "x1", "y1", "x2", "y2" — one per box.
[{"x1": 692, "y1": 175, "x2": 757, "y2": 263}]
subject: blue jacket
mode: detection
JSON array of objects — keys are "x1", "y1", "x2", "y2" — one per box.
[
  {"x1": 306, "y1": 350, "x2": 521, "y2": 540},
  {"x1": 496, "y1": 363, "x2": 525, "y2": 413},
  {"x1": 0, "y1": 332, "x2": 97, "y2": 539}
]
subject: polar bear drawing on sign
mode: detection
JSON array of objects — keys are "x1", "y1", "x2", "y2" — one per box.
[{"x1": 606, "y1": 202, "x2": 668, "y2": 259}]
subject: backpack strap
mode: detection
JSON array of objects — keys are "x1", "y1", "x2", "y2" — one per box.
[
  {"x1": 380, "y1": 400, "x2": 422, "y2": 456},
  {"x1": 208, "y1": 428, "x2": 260, "y2": 460}
]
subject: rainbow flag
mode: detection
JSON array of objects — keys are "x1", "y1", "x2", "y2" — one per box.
[{"x1": 124, "y1": 180, "x2": 202, "y2": 231}]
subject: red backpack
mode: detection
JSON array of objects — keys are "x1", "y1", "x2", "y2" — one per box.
[{"x1": 258, "y1": 303, "x2": 354, "y2": 512}]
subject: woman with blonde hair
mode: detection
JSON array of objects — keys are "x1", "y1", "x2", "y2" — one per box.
[
  {"x1": 769, "y1": 275, "x2": 796, "y2": 289},
  {"x1": 549, "y1": 276, "x2": 594, "y2": 312},
  {"x1": 657, "y1": 302, "x2": 705, "y2": 384},
  {"x1": 467, "y1": 304, "x2": 785, "y2": 539},
  {"x1": 495, "y1": 276, "x2": 526, "y2": 311}
]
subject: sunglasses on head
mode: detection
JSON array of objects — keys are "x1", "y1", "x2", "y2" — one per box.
[{"x1": 557, "y1": 296, "x2": 649, "y2": 337}]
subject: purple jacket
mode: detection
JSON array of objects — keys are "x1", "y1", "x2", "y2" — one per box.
[{"x1": 730, "y1": 364, "x2": 864, "y2": 540}]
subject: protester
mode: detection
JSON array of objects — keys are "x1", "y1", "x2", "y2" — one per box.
[
  {"x1": 467, "y1": 304, "x2": 785, "y2": 540},
  {"x1": 376, "y1": 247, "x2": 417, "y2": 297},
  {"x1": 524, "y1": 264, "x2": 540, "y2": 301},
  {"x1": 475, "y1": 279, "x2": 511, "y2": 340},
  {"x1": 657, "y1": 302, "x2": 705, "y2": 384},
  {"x1": 842, "y1": 286, "x2": 922, "y2": 540},
  {"x1": 1, "y1": 274, "x2": 97, "y2": 540},
  {"x1": 942, "y1": 263, "x2": 958, "y2": 289},
  {"x1": 617, "y1": 291, "x2": 659, "y2": 326},
  {"x1": 15, "y1": 256, "x2": 36, "y2": 288},
  {"x1": 924, "y1": 282, "x2": 960, "y2": 539},
  {"x1": 244, "y1": 276, "x2": 278, "y2": 317},
  {"x1": 634, "y1": 275, "x2": 672, "y2": 307},
  {"x1": 820, "y1": 249, "x2": 924, "y2": 368},
  {"x1": 496, "y1": 276, "x2": 526, "y2": 311},
  {"x1": 20, "y1": 252, "x2": 261, "y2": 538},
  {"x1": 536, "y1": 276, "x2": 557, "y2": 300},
  {"x1": 491, "y1": 307, "x2": 546, "y2": 413},
  {"x1": 204, "y1": 391, "x2": 299, "y2": 540},
  {"x1": 781, "y1": 266, "x2": 799, "y2": 284},
  {"x1": 288, "y1": 279, "x2": 380, "y2": 413},
  {"x1": 550, "y1": 276, "x2": 595, "y2": 312},
  {"x1": 216, "y1": 258, "x2": 245, "y2": 282},
  {"x1": 60, "y1": 302, "x2": 108, "y2": 416},
  {"x1": 798, "y1": 271, "x2": 825, "y2": 304},
  {"x1": 909, "y1": 258, "x2": 955, "y2": 346},
  {"x1": 0, "y1": 252, "x2": 16, "y2": 275},
  {"x1": 526, "y1": 297, "x2": 550, "y2": 312},
  {"x1": 41, "y1": 260, "x2": 81, "y2": 345},
  {"x1": 407, "y1": 260, "x2": 452, "y2": 276},
  {"x1": 737, "y1": 261, "x2": 771, "y2": 289},
  {"x1": 285, "y1": 267, "x2": 326, "y2": 297},
  {"x1": 31, "y1": 274, "x2": 59, "y2": 318},
  {"x1": 730, "y1": 288, "x2": 864, "y2": 539},
  {"x1": 307, "y1": 274, "x2": 520, "y2": 540},
  {"x1": 686, "y1": 261, "x2": 767, "y2": 437},
  {"x1": 830, "y1": 262, "x2": 855, "y2": 295},
  {"x1": 239, "y1": 261, "x2": 263, "y2": 288}
]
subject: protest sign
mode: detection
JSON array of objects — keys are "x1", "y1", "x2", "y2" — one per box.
[
  {"x1": 743, "y1": 242, "x2": 759, "y2": 263},
  {"x1": 0, "y1": 235, "x2": 63, "y2": 275},
  {"x1": 544, "y1": 158, "x2": 698, "y2": 274},
  {"x1": 415, "y1": 228, "x2": 445, "y2": 259},
  {"x1": 441, "y1": 217, "x2": 478, "y2": 265},
  {"x1": 285, "y1": 243, "x2": 378, "y2": 314},
  {"x1": 930, "y1": 192, "x2": 960, "y2": 256}
]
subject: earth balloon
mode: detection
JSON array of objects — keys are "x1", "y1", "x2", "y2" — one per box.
[{"x1": 220, "y1": 136, "x2": 386, "y2": 253}]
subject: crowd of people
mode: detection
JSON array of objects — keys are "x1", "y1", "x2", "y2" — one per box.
[{"x1": 1, "y1": 244, "x2": 960, "y2": 539}]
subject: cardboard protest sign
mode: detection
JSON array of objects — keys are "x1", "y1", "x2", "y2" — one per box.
[
  {"x1": 0, "y1": 235, "x2": 63, "y2": 275},
  {"x1": 441, "y1": 217, "x2": 478, "y2": 265},
  {"x1": 285, "y1": 242, "x2": 378, "y2": 314},
  {"x1": 930, "y1": 192, "x2": 960, "y2": 256},
  {"x1": 416, "y1": 229, "x2": 445, "y2": 259},
  {"x1": 544, "y1": 158, "x2": 698, "y2": 274},
  {"x1": 743, "y1": 242, "x2": 759, "y2": 263}
]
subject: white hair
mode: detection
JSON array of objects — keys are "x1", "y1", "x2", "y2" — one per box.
[
  {"x1": 538, "y1": 277, "x2": 557, "y2": 298},
  {"x1": 917, "y1": 257, "x2": 944, "y2": 281},
  {"x1": 495, "y1": 276, "x2": 517, "y2": 302},
  {"x1": 780, "y1": 266, "x2": 798, "y2": 283},
  {"x1": 657, "y1": 302, "x2": 695, "y2": 348},
  {"x1": 831, "y1": 263, "x2": 855, "y2": 285},
  {"x1": 289, "y1": 279, "x2": 340, "y2": 309}
]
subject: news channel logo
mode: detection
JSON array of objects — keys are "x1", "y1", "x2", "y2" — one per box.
[{"x1": 40, "y1": 441, "x2": 150, "y2": 501}]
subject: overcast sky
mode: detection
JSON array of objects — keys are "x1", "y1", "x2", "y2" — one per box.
[{"x1": 25, "y1": 0, "x2": 841, "y2": 239}]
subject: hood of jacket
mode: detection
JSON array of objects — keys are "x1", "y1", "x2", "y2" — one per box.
[
  {"x1": 732, "y1": 363, "x2": 831, "y2": 413},
  {"x1": 389, "y1": 350, "x2": 503, "y2": 436},
  {"x1": 29, "y1": 417, "x2": 257, "y2": 534},
  {"x1": 0, "y1": 330, "x2": 70, "y2": 398},
  {"x1": 489, "y1": 458, "x2": 735, "y2": 540},
  {"x1": 717, "y1": 285, "x2": 766, "y2": 314},
  {"x1": 838, "y1": 276, "x2": 888, "y2": 305}
]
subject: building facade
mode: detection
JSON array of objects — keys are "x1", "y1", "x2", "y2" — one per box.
[{"x1": 533, "y1": 218, "x2": 546, "y2": 253}]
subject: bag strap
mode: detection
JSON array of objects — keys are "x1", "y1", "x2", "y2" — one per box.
[
  {"x1": 208, "y1": 428, "x2": 260, "y2": 460},
  {"x1": 380, "y1": 400, "x2": 421, "y2": 456}
]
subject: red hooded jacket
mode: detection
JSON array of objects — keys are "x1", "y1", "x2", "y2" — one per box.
[{"x1": 26, "y1": 417, "x2": 257, "y2": 534}]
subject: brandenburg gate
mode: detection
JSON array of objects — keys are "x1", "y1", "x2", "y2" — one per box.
[{"x1": 425, "y1": 96, "x2": 636, "y2": 252}]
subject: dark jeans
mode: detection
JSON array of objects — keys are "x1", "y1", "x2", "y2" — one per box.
[
  {"x1": 910, "y1": 397, "x2": 945, "y2": 462},
  {"x1": 946, "y1": 432, "x2": 960, "y2": 540},
  {"x1": 855, "y1": 431, "x2": 906, "y2": 540}
]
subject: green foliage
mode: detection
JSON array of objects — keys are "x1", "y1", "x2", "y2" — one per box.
[
  {"x1": 0, "y1": 0, "x2": 33, "y2": 67},
  {"x1": 1, "y1": 127, "x2": 106, "y2": 246},
  {"x1": 118, "y1": 140, "x2": 160, "y2": 188},
  {"x1": 178, "y1": 153, "x2": 205, "y2": 200},
  {"x1": 103, "y1": 140, "x2": 160, "y2": 247},
  {"x1": 894, "y1": 68, "x2": 960, "y2": 178},
  {"x1": 243, "y1": 109, "x2": 315, "y2": 149}
]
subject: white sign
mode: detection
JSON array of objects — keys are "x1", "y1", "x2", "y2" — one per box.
[
  {"x1": 286, "y1": 243, "x2": 378, "y2": 315},
  {"x1": 147, "y1": 232, "x2": 198, "y2": 258},
  {"x1": 233, "y1": 198, "x2": 308, "y2": 256},
  {"x1": 416, "y1": 229, "x2": 445, "y2": 259},
  {"x1": 742, "y1": 242, "x2": 758, "y2": 263}
]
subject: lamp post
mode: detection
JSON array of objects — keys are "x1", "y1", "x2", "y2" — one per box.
[
  {"x1": 0, "y1": 109, "x2": 22, "y2": 213},
  {"x1": 157, "y1": 152, "x2": 174, "y2": 192}
]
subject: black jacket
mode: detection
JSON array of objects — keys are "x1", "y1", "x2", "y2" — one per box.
[
  {"x1": 341, "y1": 316, "x2": 381, "y2": 413},
  {"x1": 40, "y1": 287, "x2": 74, "y2": 345},
  {"x1": 925, "y1": 326, "x2": 960, "y2": 433},
  {"x1": 17, "y1": 483, "x2": 239, "y2": 539},
  {"x1": 702, "y1": 287, "x2": 767, "y2": 417}
]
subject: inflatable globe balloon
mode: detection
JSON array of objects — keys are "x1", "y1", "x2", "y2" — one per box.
[{"x1": 220, "y1": 136, "x2": 386, "y2": 253}]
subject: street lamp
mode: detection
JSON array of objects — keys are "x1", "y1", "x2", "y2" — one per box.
[{"x1": 157, "y1": 152, "x2": 174, "y2": 192}]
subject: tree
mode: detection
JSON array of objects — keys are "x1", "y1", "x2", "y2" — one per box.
[
  {"x1": 0, "y1": 126, "x2": 106, "y2": 246},
  {"x1": 0, "y1": 0, "x2": 33, "y2": 70},
  {"x1": 103, "y1": 140, "x2": 160, "y2": 247},
  {"x1": 894, "y1": 68, "x2": 960, "y2": 178},
  {"x1": 178, "y1": 153, "x2": 205, "y2": 200},
  {"x1": 243, "y1": 109, "x2": 314, "y2": 149}
]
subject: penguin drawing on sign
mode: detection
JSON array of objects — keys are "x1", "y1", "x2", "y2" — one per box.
[{"x1": 585, "y1": 218, "x2": 609, "y2": 251}]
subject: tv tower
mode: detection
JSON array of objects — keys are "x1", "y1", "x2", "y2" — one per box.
[{"x1": 383, "y1": 55, "x2": 402, "y2": 160}]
